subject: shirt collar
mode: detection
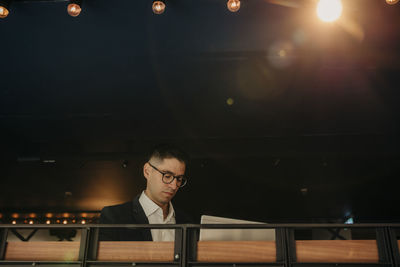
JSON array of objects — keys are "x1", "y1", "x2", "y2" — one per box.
[{"x1": 139, "y1": 191, "x2": 175, "y2": 220}]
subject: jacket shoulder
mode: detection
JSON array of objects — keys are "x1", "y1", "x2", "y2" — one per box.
[{"x1": 100, "y1": 201, "x2": 133, "y2": 224}]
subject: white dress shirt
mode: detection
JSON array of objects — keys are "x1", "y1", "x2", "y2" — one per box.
[{"x1": 138, "y1": 191, "x2": 176, "y2": 241}]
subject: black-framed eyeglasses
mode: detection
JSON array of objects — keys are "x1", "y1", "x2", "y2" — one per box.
[{"x1": 148, "y1": 162, "x2": 188, "y2": 188}]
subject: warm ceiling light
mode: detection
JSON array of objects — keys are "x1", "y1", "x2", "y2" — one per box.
[
  {"x1": 67, "y1": 0, "x2": 82, "y2": 17},
  {"x1": 11, "y1": 220, "x2": 17, "y2": 224},
  {"x1": 0, "y1": 6, "x2": 9, "y2": 19},
  {"x1": 227, "y1": 0, "x2": 240, "y2": 12},
  {"x1": 46, "y1": 220, "x2": 51, "y2": 224},
  {"x1": 386, "y1": 0, "x2": 399, "y2": 4},
  {"x1": 0, "y1": 0, "x2": 10, "y2": 19},
  {"x1": 152, "y1": 0, "x2": 165, "y2": 14},
  {"x1": 317, "y1": 0, "x2": 342, "y2": 22},
  {"x1": 63, "y1": 219, "x2": 68, "y2": 224}
]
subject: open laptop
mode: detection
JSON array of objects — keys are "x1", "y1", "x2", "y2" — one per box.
[{"x1": 199, "y1": 215, "x2": 275, "y2": 241}]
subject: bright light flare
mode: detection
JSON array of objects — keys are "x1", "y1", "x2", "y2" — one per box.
[
  {"x1": 386, "y1": 0, "x2": 399, "y2": 5},
  {"x1": 317, "y1": 0, "x2": 343, "y2": 22}
]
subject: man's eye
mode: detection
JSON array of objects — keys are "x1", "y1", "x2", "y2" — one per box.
[{"x1": 164, "y1": 174, "x2": 173, "y2": 179}]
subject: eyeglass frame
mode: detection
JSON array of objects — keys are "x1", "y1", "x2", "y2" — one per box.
[{"x1": 147, "y1": 162, "x2": 188, "y2": 188}]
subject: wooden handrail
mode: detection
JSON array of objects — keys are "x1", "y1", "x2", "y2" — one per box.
[
  {"x1": 296, "y1": 240, "x2": 379, "y2": 263},
  {"x1": 97, "y1": 241, "x2": 174, "y2": 262},
  {"x1": 197, "y1": 241, "x2": 276, "y2": 262},
  {"x1": 3, "y1": 240, "x2": 383, "y2": 263},
  {"x1": 5, "y1": 242, "x2": 80, "y2": 261}
]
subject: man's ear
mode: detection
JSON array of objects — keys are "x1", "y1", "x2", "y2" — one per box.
[{"x1": 143, "y1": 162, "x2": 151, "y2": 180}]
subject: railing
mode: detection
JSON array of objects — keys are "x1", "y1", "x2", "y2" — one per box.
[{"x1": 1, "y1": 224, "x2": 400, "y2": 267}]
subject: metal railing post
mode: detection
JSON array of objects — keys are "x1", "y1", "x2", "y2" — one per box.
[
  {"x1": 0, "y1": 228, "x2": 8, "y2": 260},
  {"x1": 387, "y1": 227, "x2": 400, "y2": 267},
  {"x1": 275, "y1": 227, "x2": 287, "y2": 267},
  {"x1": 376, "y1": 226, "x2": 392, "y2": 264},
  {"x1": 79, "y1": 227, "x2": 89, "y2": 267}
]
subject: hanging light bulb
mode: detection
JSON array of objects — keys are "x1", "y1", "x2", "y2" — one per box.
[
  {"x1": 152, "y1": 0, "x2": 165, "y2": 14},
  {"x1": 0, "y1": 0, "x2": 10, "y2": 19},
  {"x1": 227, "y1": 0, "x2": 240, "y2": 12},
  {"x1": 67, "y1": 0, "x2": 82, "y2": 17},
  {"x1": 386, "y1": 0, "x2": 399, "y2": 4}
]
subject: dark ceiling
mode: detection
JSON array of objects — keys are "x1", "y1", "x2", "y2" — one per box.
[{"x1": 1, "y1": 0, "x2": 400, "y2": 223}]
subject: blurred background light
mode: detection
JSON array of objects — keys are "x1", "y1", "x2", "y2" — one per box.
[
  {"x1": 317, "y1": 0, "x2": 343, "y2": 22},
  {"x1": 152, "y1": 0, "x2": 165, "y2": 14},
  {"x1": 386, "y1": 0, "x2": 399, "y2": 5},
  {"x1": 227, "y1": 0, "x2": 240, "y2": 12},
  {"x1": 67, "y1": 1, "x2": 82, "y2": 17}
]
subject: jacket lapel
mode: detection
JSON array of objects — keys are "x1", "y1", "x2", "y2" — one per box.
[{"x1": 131, "y1": 195, "x2": 152, "y2": 241}]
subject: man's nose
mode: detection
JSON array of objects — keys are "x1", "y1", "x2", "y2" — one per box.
[{"x1": 168, "y1": 178, "x2": 178, "y2": 190}]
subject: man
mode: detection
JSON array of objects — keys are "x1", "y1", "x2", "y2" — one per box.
[{"x1": 99, "y1": 144, "x2": 192, "y2": 241}]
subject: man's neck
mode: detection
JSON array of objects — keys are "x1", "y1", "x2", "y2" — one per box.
[
  {"x1": 144, "y1": 190, "x2": 170, "y2": 219},
  {"x1": 162, "y1": 205, "x2": 169, "y2": 220}
]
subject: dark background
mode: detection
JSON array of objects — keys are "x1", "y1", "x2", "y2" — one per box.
[{"x1": 1, "y1": 0, "x2": 400, "y2": 223}]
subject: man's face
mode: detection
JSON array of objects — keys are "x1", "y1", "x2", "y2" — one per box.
[{"x1": 143, "y1": 157, "x2": 186, "y2": 207}]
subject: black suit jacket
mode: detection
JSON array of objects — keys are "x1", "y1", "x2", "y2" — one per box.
[{"x1": 99, "y1": 195, "x2": 192, "y2": 241}]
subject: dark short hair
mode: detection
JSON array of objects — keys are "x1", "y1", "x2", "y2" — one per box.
[{"x1": 147, "y1": 144, "x2": 189, "y2": 166}]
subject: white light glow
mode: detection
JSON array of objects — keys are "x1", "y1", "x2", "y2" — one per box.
[
  {"x1": 386, "y1": 0, "x2": 399, "y2": 5},
  {"x1": 317, "y1": 0, "x2": 343, "y2": 22}
]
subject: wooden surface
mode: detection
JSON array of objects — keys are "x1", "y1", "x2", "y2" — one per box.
[
  {"x1": 97, "y1": 241, "x2": 174, "y2": 262},
  {"x1": 197, "y1": 241, "x2": 276, "y2": 262},
  {"x1": 296, "y1": 240, "x2": 379, "y2": 263},
  {"x1": 4, "y1": 240, "x2": 384, "y2": 263},
  {"x1": 5, "y1": 241, "x2": 80, "y2": 261}
]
